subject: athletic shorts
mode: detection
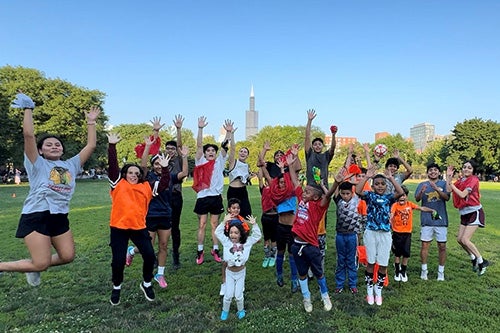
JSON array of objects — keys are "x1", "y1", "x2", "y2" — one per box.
[
  {"x1": 16, "y1": 211, "x2": 70, "y2": 238},
  {"x1": 391, "y1": 232, "x2": 411, "y2": 258},
  {"x1": 363, "y1": 229, "x2": 391, "y2": 267},
  {"x1": 194, "y1": 195, "x2": 224, "y2": 215},
  {"x1": 460, "y1": 208, "x2": 485, "y2": 228},
  {"x1": 420, "y1": 226, "x2": 447, "y2": 243},
  {"x1": 146, "y1": 216, "x2": 172, "y2": 232}
]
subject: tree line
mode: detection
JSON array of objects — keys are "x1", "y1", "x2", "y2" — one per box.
[{"x1": 1, "y1": 66, "x2": 499, "y2": 179}]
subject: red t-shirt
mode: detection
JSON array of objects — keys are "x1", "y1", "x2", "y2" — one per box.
[{"x1": 291, "y1": 186, "x2": 330, "y2": 247}]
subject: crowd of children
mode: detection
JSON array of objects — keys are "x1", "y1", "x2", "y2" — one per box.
[{"x1": 3, "y1": 97, "x2": 491, "y2": 318}]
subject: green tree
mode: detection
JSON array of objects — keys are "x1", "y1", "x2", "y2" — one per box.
[{"x1": 0, "y1": 66, "x2": 107, "y2": 170}]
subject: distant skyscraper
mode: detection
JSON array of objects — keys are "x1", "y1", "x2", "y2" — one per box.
[
  {"x1": 410, "y1": 122, "x2": 435, "y2": 153},
  {"x1": 245, "y1": 85, "x2": 258, "y2": 139}
]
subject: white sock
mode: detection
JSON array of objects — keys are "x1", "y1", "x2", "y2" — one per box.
[
  {"x1": 477, "y1": 256, "x2": 483, "y2": 264},
  {"x1": 157, "y1": 266, "x2": 165, "y2": 275},
  {"x1": 143, "y1": 281, "x2": 152, "y2": 288},
  {"x1": 197, "y1": 244, "x2": 204, "y2": 252},
  {"x1": 470, "y1": 254, "x2": 476, "y2": 260},
  {"x1": 113, "y1": 284, "x2": 121, "y2": 290},
  {"x1": 421, "y1": 264, "x2": 428, "y2": 271},
  {"x1": 438, "y1": 265, "x2": 445, "y2": 273},
  {"x1": 213, "y1": 245, "x2": 219, "y2": 251}
]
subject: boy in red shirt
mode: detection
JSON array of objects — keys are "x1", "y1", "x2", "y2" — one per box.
[{"x1": 391, "y1": 185, "x2": 436, "y2": 282}]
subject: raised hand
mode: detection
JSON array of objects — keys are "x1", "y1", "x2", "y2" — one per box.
[
  {"x1": 246, "y1": 215, "x2": 256, "y2": 225},
  {"x1": 86, "y1": 106, "x2": 101, "y2": 123},
  {"x1": 179, "y1": 145, "x2": 189, "y2": 157},
  {"x1": 11, "y1": 93, "x2": 35, "y2": 109},
  {"x1": 150, "y1": 116, "x2": 165, "y2": 132},
  {"x1": 223, "y1": 119, "x2": 235, "y2": 133},
  {"x1": 107, "y1": 133, "x2": 121, "y2": 144},
  {"x1": 307, "y1": 109, "x2": 316, "y2": 120},
  {"x1": 198, "y1": 116, "x2": 208, "y2": 129},
  {"x1": 173, "y1": 114, "x2": 184, "y2": 129},
  {"x1": 263, "y1": 141, "x2": 271, "y2": 151},
  {"x1": 157, "y1": 153, "x2": 171, "y2": 167},
  {"x1": 446, "y1": 166, "x2": 455, "y2": 179},
  {"x1": 144, "y1": 135, "x2": 155, "y2": 146},
  {"x1": 290, "y1": 144, "x2": 300, "y2": 156}
]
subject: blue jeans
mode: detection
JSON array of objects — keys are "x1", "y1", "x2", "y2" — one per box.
[{"x1": 335, "y1": 233, "x2": 358, "y2": 289}]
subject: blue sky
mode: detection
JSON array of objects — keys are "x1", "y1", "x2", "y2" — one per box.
[{"x1": 1, "y1": 0, "x2": 499, "y2": 143}]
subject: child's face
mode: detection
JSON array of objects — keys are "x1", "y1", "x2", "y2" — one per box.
[
  {"x1": 427, "y1": 167, "x2": 440, "y2": 180},
  {"x1": 228, "y1": 203, "x2": 241, "y2": 217},
  {"x1": 372, "y1": 177, "x2": 387, "y2": 194},
  {"x1": 340, "y1": 189, "x2": 353, "y2": 202},
  {"x1": 398, "y1": 193, "x2": 408, "y2": 204},
  {"x1": 278, "y1": 177, "x2": 286, "y2": 189},
  {"x1": 229, "y1": 226, "x2": 241, "y2": 243},
  {"x1": 126, "y1": 166, "x2": 141, "y2": 184},
  {"x1": 152, "y1": 159, "x2": 162, "y2": 174},
  {"x1": 312, "y1": 140, "x2": 324, "y2": 153},
  {"x1": 204, "y1": 147, "x2": 217, "y2": 160},
  {"x1": 302, "y1": 185, "x2": 321, "y2": 203},
  {"x1": 238, "y1": 148, "x2": 249, "y2": 161},
  {"x1": 386, "y1": 164, "x2": 399, "y2": 175}
]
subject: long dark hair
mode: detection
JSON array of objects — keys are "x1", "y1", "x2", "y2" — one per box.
[{"x1": 228, "y1": 220, "x2": 248, "y2": 244}]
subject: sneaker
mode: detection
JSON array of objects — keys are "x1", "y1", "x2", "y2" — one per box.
[
  {"x1": 262, "y1": 257, "x2": 270, "y2": 268},
  {"x1": 334, "y1": 288, "x2": 343, "y2": 294},
  {"x1": 303, "y1": 298, "x2": 313, "y2": 313},
  {"x1": 394, "y1": 273, "x2": 401, "y2": 282},
  {"x1": 276, "y1": 274, "x2": 284, "y2": 287},
  {"x1": 420, "y1": 269, "x2": 428, "y2": 280},
  {"x1": 140, "y1": 283, "x2": 155, "y2": 301},
  {"x1": 125, "y1": 246, "x2": 135, "y2": 267},
  {"x1": 401, "y1": 272, "x2": 408, "y2": 282},
  {"x1": 366, "y1": 294, "x2": 374, "y2": 305},
  {"x1": 268, "y1": 257, "x2": 276, "y2": 267},
  {"x1": 220, "y1": 310, "x2": 229, "y2": 321},
  {"x1": 471, "y1": 258, "x2": 478, "y2": 272},
  {"x1": 322, "y1": 294, "x2": 332, "y2": 311},
  {"x1": 110, "y1": 288, "x2": 121, "y2": 306},
  {"x1": 237, "y1": 310, "x2": 246, "y2": 319},
  {"x1": 375, "y1": 295, "x2": 383, "y2": 306},
  {"x1": 437, "y1": 271, "x2": 445, "y2": 281},
  {"x1": 478, "y1": 259, "x2": 489, "y2": 276},
  {"x1": 172, "y1": 252, "x2": 180, "y2": 269},
  {"x1": 291, "y1": 279, "x2": 300, "y2": 293},
  {"x1": 196, "y1": 251, "x2": 204, "y2": 265},
  {"x1": 26, "y1": 272, "x2": 41, "y2": 287},
  {"x1": 154, "y1": 274, "x2": 168, "y2": 288},
  {"x1": 219, "y1": 283, "x2": 225, "y2": 296},
  {"x1": 349, "y1": 287, "x2": 358, "y2": 294},
  {"x1": 211, "y1": 249, "x2": 222, "y2": 263}
]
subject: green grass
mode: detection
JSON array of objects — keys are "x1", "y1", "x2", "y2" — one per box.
[{"x1": 1, "y1": 179, "x2": 499, "y2": 332}]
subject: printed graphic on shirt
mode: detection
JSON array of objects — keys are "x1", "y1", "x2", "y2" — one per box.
[{"x1": 49, "y1": 166, "x2": 72, "y2": 192}]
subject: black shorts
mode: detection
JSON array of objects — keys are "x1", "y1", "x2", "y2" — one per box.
[
  {"x1": 16, "y1": 211, "x2": 70, "y2": 238},
  {"x1": 391, "y1": 232, "x2": 412, "y2": 258},
  {"x1": 146, "y1": 216, "x2": 172, "y2": 232},
  {"x1": 193, "y1": 195, "x2": 224, "y2": 215}
]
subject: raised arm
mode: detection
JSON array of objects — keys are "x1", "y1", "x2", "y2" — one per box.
[
  {"x1": 140, "y1": 136, "x2": 155, "y2": 175},
  {"x1": 257, "y1": 141, "x2": 271, "y2": 167},
  {"x1": 150, "y1": 116, "x2": 165, "y2": 141},
  {"x1": 11, "y1": 93, "x2": 37, "y2": 163},
  {"x1": 321, "y1": 166, "x2": 345, "y2": 206},
  {"x1": 173, "y1": 114, "x2": 184, "y2": 148},
  {"x1": 327, "y1": 124, "x2": 338, "y2": 161},
  {"x1": 363, "y1": 143, "x2": 372, "y2": 168},
  {"x1": 286, "y1": 152, "x2": 299, "y2": 188},
  {"x1": 222, "y1": 119, "x2": 235, "y2": 159},
  {"x1": 106, "y1": 133, "x2": 122, "y2": 183},
  {"x1": 356, "y1": 163, "x2": 376, "y2": 196},
  {"x1": 385, "y1": 168, "x2": 405, "y2": 199},
  {"x1": 446, "y1": 166, "x2": 469, "y2": 198},
  {"x1": 79, "y1": 106, "x2": 101, "y2": 166},
  {"x1": 393, "y1": 149, "x2": 413, "y2": 181},
  {"x1": 304, "y1": 109, "x2": 316, "y2": 152},
  {"x1": 177, "y1": 145, "x2": 189, "y2": 180},
  {"x1": 195, "y1": 116, "x2": 207, "y2": 160}
]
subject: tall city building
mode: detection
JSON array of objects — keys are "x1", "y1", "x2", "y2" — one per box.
[
  {"x1": 245, "y1": 85, "x2": 258, "y2": 139},
  {"x1": 410, "y1": 122, "x2": 435, "y2": 153}
]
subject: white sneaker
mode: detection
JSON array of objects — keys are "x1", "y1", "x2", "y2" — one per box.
[
  {"x1": 420, "y1": 269, "x2": 428, "y2": 280},
  {"x1": 394, "y1": 273, "x2": 401, "y2": 282},
  {"x1": 219, "y1": 283, "x2": 225, "y2": 296},
  {"x1": 322, "y1": 294, "x2": 332, "y2": 311},
  {"x1": 26, "y1": 272, "x2": 41, "y2": 287},
  {"x1": 303, "y1": 298, "x2": 313, "y2": 313},
  {"x1": 374, "y1": 287, "x2": 383, "y2": 306},
  {"x1": 401, "y1": 272, "x2": 408, "y2": 282},
  {"x1": 366, "y1": 285, "x2": 374, "y2": 305},
  {"x1": 437, "y1": 271, "x2": 445, "y2": 281}
]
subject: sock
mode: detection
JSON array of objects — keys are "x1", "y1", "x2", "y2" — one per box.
[
  {"x1": 365, "y1": 271, "x2": 374, "y2": 286},
  {"x1": 421, "y1": 264, "x2": 428, "y2": 271},
  {"x1": 289, "y1": 255, "x2": 298, "y2": 281},
  {"x1": 401, "y1": 265, "x2": 407, "y2": 274},
  {"x1": 276, "y1": 253, "x2": 284, "y2": 275},
  {"x1": 376, "y1": 273, "x2": 386, "y2": 289},
  {"x1": 477, "y1": 256, "x2": 483, "y2": 264},
  {"x1": 271, "y1": 246, "x2": 277, "y2": 257},
  {"x1": 470, "y1": 254, "x2": 476, "y2": 260},
  {"x1": 143, "y1": 281, "x2": 152, "y2": 288},
  {"x1": 438, "y1": 265, "x2": 445, "y2": 273},
  {"x1": 394, "y1": 262, "x2": 400, "y2": 274},
  {"x1": 157, "y1": 266, "x2": 165, "y2": 275},
  {"x1": 316, "y1": 276, "x2": 328, "y2": 295},
  {"x1": 113, "y1": 284, "x2": 121, "y2": 290},
  {"x1": 197, "y1": 244, "x2": 204, "y2": 252},
  {"x1": 299, "y1": 278, "x2": 310, "y2": 299},
  {"x1": 213, "y1": 245, "x2": 219, "y2": 251},
  {"x1": 264, "y1": 246, "x2": 270, "y2": 257}
]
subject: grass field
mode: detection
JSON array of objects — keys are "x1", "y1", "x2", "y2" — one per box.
[{"x1": 0, "y1": 179, "x2": 499, "y2": 333}]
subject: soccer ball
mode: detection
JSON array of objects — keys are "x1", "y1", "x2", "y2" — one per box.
[{"x1": 373, "y1": 144, "x2": 388, "y2": 158}]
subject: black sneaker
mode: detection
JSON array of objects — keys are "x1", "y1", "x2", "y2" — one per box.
[
  {"x1": 276, "y1": 274, "x2": 284, "y2": 287},
  {"x1": 471, "y1": 258, "x2": 478, "y2": 272},
  {"x1": 110, "y1": 288, "x2": 121, "y2": 306},
  {"x1": 478, "y1": 259, "x2": 489, "y2": 276},
  {"x1": 140, "y1": 282, "x2": 155, "y2": 301}
]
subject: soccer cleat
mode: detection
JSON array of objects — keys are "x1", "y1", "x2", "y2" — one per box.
[
  {"x1": 237, "y1": 310, "x2": 246, "y2": 319},
  {"x1": 276, "y1": 274, "x2": 284, "y2": 287},
  {"x1": 140, "y1": 283, "x2": 155, "y2": 301},
  {"x1": 26, "y1": 272, "x2": 41, "y2": 287},
  {"x1": 211, "y1": 249, "x2": 222, "y2": 263},
  {"x1": 334, "y1": 288, "x2": 343, "y2": 294},
  {"x1": 196, "y1": 251, "x2": 204, "y2": 265},
  {"x1": 262, "y1": 257, "x2": 270, "y2": 268},
  {"x1": 471, "y1": 258, "x2": 478, "y2": 272},
  {"x1": 394, "y1": 273, "x2": 402, "y2": 282},
  {"x1": 303, "y1": 298, "x2": 313, "y2": 313},
  {"x1": 291, "y1": 279, "x2": 300, "y2": 293},
  {"x1": 267, "y1": 257, "x2": 276, "y2": 267},
  {"x1": 110, "y1": 288, "x2": 121, "y2": 306},
  {"x1": 154, "y1": 274, "x2": 168, "y2": 288},
  {"x1": 478, "y1": 259, "x2": 489, "y2": 276},
  {"x1": 219, "y1": 283, "x2": 225, "y2": 296},
  {"x1": 437, "y1": 271, "x2": 445, "y2": 281},
  {"x1": 125, "y1": 246, "x2": 135, "y2": 267},
  {"x1": 349, "y1": 287, "x2": 358, "y2": 294},
  {"x1": 420, "y1": 269, "x2": 428, "y2": 280},
  {"x1": 401, "y1": 272, "x2": 408, "y2": 282},
  {"x1": 375, "y1": 295, "x2": 383, "y2": 306},
  {"x1": 220, "y1": 310, "x2": 229, "y2": 321},
  {"x1": 322, "y1": 294, "x2": 333, "y2": 311}
]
